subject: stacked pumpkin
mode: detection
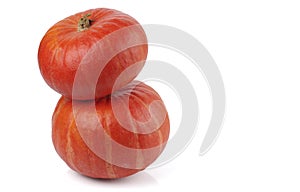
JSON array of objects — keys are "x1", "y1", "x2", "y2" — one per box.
[{"x1": 38, "y1": 8, "x2": 170, "y2": 179}]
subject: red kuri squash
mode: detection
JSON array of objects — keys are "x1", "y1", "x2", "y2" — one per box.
[
  {"x1": 38, "y1": 8, "x2": 148, "y2": 100},
  {"x1": 52, "y1": 81, "x2": 170, "y2": 178}
]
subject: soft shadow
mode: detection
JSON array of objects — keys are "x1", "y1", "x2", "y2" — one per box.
[{"x1": 67, "y1": 170, "x2": 158, "y2": 188}]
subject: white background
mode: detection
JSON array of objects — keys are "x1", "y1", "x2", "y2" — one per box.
[{"x1": 1, "y1": 0, "x2": 300, "y2": 191}]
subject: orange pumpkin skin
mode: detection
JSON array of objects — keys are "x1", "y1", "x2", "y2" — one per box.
[
  {"x1": 38, "y1": 8, "x2": 148, "y2": 100},
  {"x1": 52, "y1": 82, "x2": 170, "y2": 179}
]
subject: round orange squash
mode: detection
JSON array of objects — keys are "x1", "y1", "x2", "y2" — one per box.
[
  {"x1": 52, "y1": 81, "x2": 170, "y2": 178},
  {"x1": 38, "y1": 8, "x2": 147, "y2": 100}
]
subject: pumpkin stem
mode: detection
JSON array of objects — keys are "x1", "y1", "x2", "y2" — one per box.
[{"x1": 78, "y1": 14, "x2": 92, "y2": 32}]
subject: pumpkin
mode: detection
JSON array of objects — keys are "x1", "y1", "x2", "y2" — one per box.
[
  {"x1": 52, "y1": 81, "x2": 170, "y2": 178},
  {"x1": 38, "y1": 8, "x2": 148, "y2": 100}
]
